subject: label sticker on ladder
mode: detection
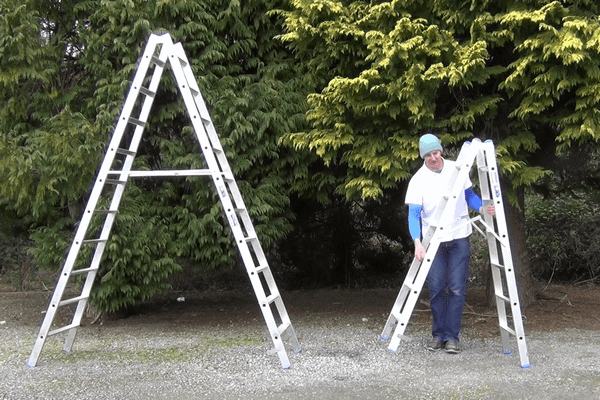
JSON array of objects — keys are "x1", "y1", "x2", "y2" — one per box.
[
  {"x1": 218, "y1": 185, "x2": 227, "y2": 198},
  {"x1": 491, "y1": 171, "x2": 500, "y2": 198},
  {"x1": 229, "y1": 214, "x2": 238, "y2": 227}
]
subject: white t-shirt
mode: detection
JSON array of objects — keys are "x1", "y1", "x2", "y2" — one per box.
[{"x1": 405, "y1": 159, "x2": 473, "y2": 241}]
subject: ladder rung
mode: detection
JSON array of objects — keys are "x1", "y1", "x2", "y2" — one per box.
[
  {"x1": 82, "y1": 238, "x2": 107, "y2": 244},
  {"x1": 138, "y1": 86, "x2": 156, "y2": 98},
  {"x1": 402, "y1": 281, "x2": 417, "y2": 292},
  {"x1": 105, "y1": 178, "x2": 127, "y2": 186},
  {"x1": 264, "y1": 293, "x2": 279, "y2": 305},
  {"x1": 176, "y1": 56, "x2": 188, "y2": 67},
  {"x1": 128, "y1": 117, "x2": 146, "y2": 127},
  {"x1": 495, "y1": 293, "x2": 510, "y2": 303},
  {"x1": 151, "y1": 55, "x2": 165, "y2": 68},
  {"x1": 255, "y1": 264, "x2": 269, "y2": 272},
  {"x1": 58, "y1": 295, "x2": 89, "y2": 307},
  {"x1": 116, "y1": 148, "x2": 136, "y2": 157},
  {"x1": 70, "y1": 267, "x2": 98, "y2": 276},
  {"x1": 205, "y1": 140, "x2": 223, "y2": 151},
  {"x1": 94, "y1": 209, "x2": 118, "y2": 215},
  {"x1": 244, "y1": 235, "x2": 258, "y2": 243},
  {"x1": 47, "y1": 323, "x2": 79, "y2": 337},
  {"x1": 491, "y1": 262, "x2": 504, "y2": 269},
  {"x1": 499, "y1": 321, "x2": 516, "y2": 336},
  {"x1": 278, "y1": 321, "x2": 291, "y2": 334},
  {"x1": 478, "y1": 166, "x2": 489, "y2": 172},
  {"x1": 223, "y1": 173, "x2": 234, "y2": 182}
]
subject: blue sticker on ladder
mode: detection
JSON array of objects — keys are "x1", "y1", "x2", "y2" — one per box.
[
  {"x1": 494, "y1": 185, "x2": 501, "y2": 198},
  {"x1": 219, "y1": 185, "x2": 227, "y2": 198},
  {"x1": 229, "y1": 214, "x2": 238, "y2": 227},
  {"x1": 490, "y1": 171, "x2": 501, "y2": 198}
]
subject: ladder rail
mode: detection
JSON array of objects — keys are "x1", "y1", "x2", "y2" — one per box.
[
  {"x1": 480, "y1": 142, "x2": 529, "y2": 367},
  {"x1": 382, "y1": 139, "x2": 530, "y2": 368},
  {"x1": 63, "y1": 34, "x2": 175, "y2": 354},
  {"x1": 27, "y1": 34, "x2": 172, "y2": 368}
]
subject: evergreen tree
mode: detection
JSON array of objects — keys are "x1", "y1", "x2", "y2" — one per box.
[
  {"x1": 276, "y1": 0, "x2": 600, "y2": 304},
  {"x1": 0, "y1": 0, "x2": 308, "y2": 311}
]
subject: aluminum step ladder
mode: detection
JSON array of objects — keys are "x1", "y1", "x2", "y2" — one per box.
[
  {"x1": 27, "y1": 33, "x2": 300, "y2": 369},
  {"x1": 381, "y1": 139, "x2": 530, "y2": 368}
]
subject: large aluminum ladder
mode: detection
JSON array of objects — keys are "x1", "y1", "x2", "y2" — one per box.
[
  {"x1": 27, "y1": 33, "x2": 300, "y2": 369},
  {"x1": 381, "y1": 139, "x2": 530, "y2": 368}
]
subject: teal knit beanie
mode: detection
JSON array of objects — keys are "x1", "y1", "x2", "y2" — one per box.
[{"x1": 419, "y1": 134, "x2": 442, "y2": 159}]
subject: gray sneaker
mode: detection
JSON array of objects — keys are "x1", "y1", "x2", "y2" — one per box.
[
  {"x1": 426, "y1": 337, "x2": 445, "y2": 351},
  {"x1": 445, "y1": 339, "x2": 460, "y2": 354}
]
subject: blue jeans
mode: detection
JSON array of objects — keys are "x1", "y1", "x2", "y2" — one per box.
[{"x1": 426, "y1": 237, "x2": 470, "y2": 342}]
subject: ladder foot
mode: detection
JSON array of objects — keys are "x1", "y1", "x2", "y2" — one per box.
[
  {"x1": 25, "y1": 362, "x2": 35, "y2": 368},
  {"x1": 295, "y1": 349, "x2": 302, "y2": 354},
  {"x1": 282, "y1": 364, "x2": 291, "y2": 369},
  {"x1": 381, "y1": 335, "x2": 389, "y2": 341},
  {"x1": 522, "y1": 364, "x2": 531, "y2": 369},
  {"x1": 504, "y1": 350, "x2": 512, "y2": 355},
  {"x1": 388, "y1": 349, "x2": 396, "y2": 354}
]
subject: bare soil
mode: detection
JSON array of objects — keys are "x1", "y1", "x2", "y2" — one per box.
[{"x1": 1, "y1": 283, "x2": 599, "y2": 337}]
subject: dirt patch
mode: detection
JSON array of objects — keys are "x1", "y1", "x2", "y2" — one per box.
[{"x1": 1, "y1": 283, "x2": 599, "y2": 337}]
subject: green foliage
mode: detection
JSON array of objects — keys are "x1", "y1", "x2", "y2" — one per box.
[
  {"x1": 0, "y1": 221, "x2": 31, "y2": 291},
  {"x1": 1, "y1": 0, "x2": 310, "y2": 311},
  {"x1": 276, "y1": 0, "x2": 600, "y2": 202},
  {"x1": 526, "y1": 190, "x2": 600, "y2": 283},
  {"x1": 94, "y1": 188, "x2": 181, "y2": 312},
  {"x1": 525, "y1": 147, "x2": 600, "y2": 282}
]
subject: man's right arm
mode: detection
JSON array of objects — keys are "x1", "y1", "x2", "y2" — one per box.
[{"x1": 408, "y1": 204, "x2": 426, "y2": 261}]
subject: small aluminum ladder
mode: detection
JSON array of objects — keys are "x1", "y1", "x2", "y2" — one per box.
[
  {"x1": 381, "y1": 139, "x2": 530, "y2": 368},
  {"x1": 27, "y1": 33, "x2": 301, "y2": 369}
]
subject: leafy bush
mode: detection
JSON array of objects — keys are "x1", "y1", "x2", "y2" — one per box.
[{"x1": 526, "y1": 191, "x2": 600, "y2": 284}]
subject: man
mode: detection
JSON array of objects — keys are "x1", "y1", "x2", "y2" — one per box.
[{"x1": 405, "y1": 133, "x2": 495, "y2": 354}]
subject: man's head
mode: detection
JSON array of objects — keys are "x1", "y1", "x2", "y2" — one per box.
[
  {"x1": 419, "y1": 133, "x2": 443, "y2": 171},
  {"x1": 419, "y1": 133, "x2": 442, "y2": 158}
]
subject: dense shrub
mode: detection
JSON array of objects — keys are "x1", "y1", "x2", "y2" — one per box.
[{"x1": 526, "y1": 191, "x2": 600, "y2": 284}]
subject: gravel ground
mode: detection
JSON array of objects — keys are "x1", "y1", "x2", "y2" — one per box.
[{"x1": 2, "y1": 317, "x2": 600, "y2": 399}]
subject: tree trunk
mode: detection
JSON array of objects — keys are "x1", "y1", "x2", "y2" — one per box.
[{"x1": 496, "y1": 184, "x2": 537, "y2": 308}]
